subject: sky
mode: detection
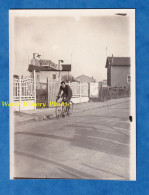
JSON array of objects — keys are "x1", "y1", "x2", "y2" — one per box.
[{"x1": 13, "y1": 11, "x2": 130, "y2": 82}]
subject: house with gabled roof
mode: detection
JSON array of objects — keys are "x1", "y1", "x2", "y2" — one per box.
[
  {"x1": 105, "y1": 55, "x2": 131, "y2": 87},
  {"x1": 75, "y1": 75, "x2": 96, "y2": 83}
]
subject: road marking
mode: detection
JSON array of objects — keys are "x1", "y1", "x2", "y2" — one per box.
[
  {"x1": 74, "y1": 127, "x2": 129, "y2": 136},
  {"x1": 74, "y1": 122, "x2": 130, "y2": 136},
  {"x1": 95, "y1": 129, "x2": 129, "y2": 136},
  {"x1": 114, "y1": 127, "x2": 130, "y2": 132},
  {"x1": 118, "y1": 121, "x2": 130, "y2": 124},
  {"x1": 14, "y1": 151, "x2": 97, "y2": 179},
  {"x1": 104, "y1": 119, "x2": 130, "y2": 124},
  {"x1": 82, "y1": 163, "x2": 128, "y2": 179},
  {"x1": 85, "y1": 135, "x2": 129, "y2": 146}
]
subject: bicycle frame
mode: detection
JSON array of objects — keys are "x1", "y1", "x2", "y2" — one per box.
[{"x1": 55, "y1": 98, "x2": 73, "y2": 119}]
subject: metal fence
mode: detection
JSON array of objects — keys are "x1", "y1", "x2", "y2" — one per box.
[
  {"x1": 46, "y1": 81, "x2": 89, "y2": 107},
  {"x1": 13, "y1": 78, "x2": 35, "y2": 101},
  {"x1": 98, "y1": 86, "x2": 130, "y2": 101},
  {"x1": 69, "y1": 82, "x2": 89, "y2": 97},
  {"x1": 13, "y1": 77, "x2": 130, "y2": 106},
  {"x1": 88, "y1": 82, "x2": 130, "y2": 101}
]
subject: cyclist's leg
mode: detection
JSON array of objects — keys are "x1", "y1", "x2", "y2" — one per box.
[
  {"x1": 62, "y1": 97, "x2": 67, "y2": 117},
  {"x1": 62, "y1": 106, "x2": 65, "y2": 117},
  {"x1": 66, "y1": 96, "x2": 72, "y2": 115}
]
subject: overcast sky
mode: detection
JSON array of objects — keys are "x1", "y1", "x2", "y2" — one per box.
[{"x1": 13, "y1": 12, "x2": 130, "y2": 81}]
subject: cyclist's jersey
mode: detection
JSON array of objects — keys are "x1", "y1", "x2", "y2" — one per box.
[{"x1": 60, "y1": 85, "x2": 72, "y2": 98}]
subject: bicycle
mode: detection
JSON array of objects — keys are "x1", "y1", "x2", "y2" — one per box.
[{"x1": 55, "y1": 96, "x2": 73, "y2": 119}]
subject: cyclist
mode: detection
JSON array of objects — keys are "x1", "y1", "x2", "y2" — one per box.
[{"x1": 56, "y1": 81, "x2": 72, "y2": 115}]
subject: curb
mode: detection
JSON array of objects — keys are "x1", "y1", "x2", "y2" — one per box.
[
  {"x1": 33, "y1": 99, "x2": 129, "y2": 121},
  {"x1": 73, "y1": 99, "x2": 129, "y2": 114},
  {"x1": 15, "y1": 98, "x2": 129, "y2": 124},
  {"x1": 34, "y1": 114, "x2": 55, "y2": 122}
]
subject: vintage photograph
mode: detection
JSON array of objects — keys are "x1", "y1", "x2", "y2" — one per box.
[{"x1": 9, "y1": 9, "x2": 136, "y2": 180}]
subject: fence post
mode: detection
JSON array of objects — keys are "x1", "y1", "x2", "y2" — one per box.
[
  {"x1": 88, "y1": 83, "x2": 90, "y2": 98},
  {"x1": 80, "y1": 82, "x2": 81, "y2": 103},
  {"x1": 19, "y1": 76, "x2": 21, "y2": 112},
  {"x1": 47, "y1": 78, "x2": 49, "y2": 108},
  {"x1": 34, "y1": 70, "x2": 36, "y2": 110},
  {"x1": 101, "y1": 85, "x2": 103, "y2": 101}
]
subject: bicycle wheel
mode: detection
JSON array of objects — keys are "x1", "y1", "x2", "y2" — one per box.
[
  {"x1": 68, "y1": 101, "x2": 73, "y2": 115},
  {"x1": 62, "y1": 105, "x2": 67, "y2": 117},
  {"x1": 55, "y1": 106, "x2": 62, "y2": 119}
]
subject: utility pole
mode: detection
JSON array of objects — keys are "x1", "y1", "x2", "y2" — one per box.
[
  {"x1": 33, "y1": 69, "x2": 36, "y2": 110},
  {"x1": 58, "y1": 60, "x2": 64, "y2": 82}
]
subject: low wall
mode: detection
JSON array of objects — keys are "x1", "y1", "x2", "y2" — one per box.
[
  {"x1": 71, "y1": 97, "x2": 89, "y2": 104},
  {"x1": 13, "y1": 100, "x2": 36, "y2": 111},
  {"x1": 13, "y1": 98, "x2": 89, "y2": 111}
]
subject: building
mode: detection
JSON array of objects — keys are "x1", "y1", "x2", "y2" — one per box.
[
  {"x1": 102, "y1": 80, "x2": 107, "y2": 87},
  {"x1": 105, "y1": 56, "x2": 131, "y2": 87},
  {"x1": 28, "y1": 59, "x2": 71, "y2": 85},
  {"x1": 75, "y1": 75, "x2": 96, "y2": 83}
]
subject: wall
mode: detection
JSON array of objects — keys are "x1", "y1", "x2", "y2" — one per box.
[
  {"x1": 37, "y1": 71, "x2": 60, "y2": 83},
  {"x1": 111, "y1": 65, "x2": 130, "y2": 87},
  {"x1": 32, "y1": 71, "x2": 70, "y2": 84},
  {"x1": 107, "y1": 66, "x2": 111, "y2": 86},
  {"x1": 71, "y1": 97, "x2": 89, "y2": 104},
  {"x1": 61, "y1": 71, "x2": 70, "y2": 78},
  {"x1": 89, "y1": 83, "x2": 98, "y2": 97},
  {"x1": 13, "y1": 100, "x2": 35, "y2": 111}
]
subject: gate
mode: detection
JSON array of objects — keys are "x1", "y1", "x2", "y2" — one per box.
[
  {"x1": 47, "y1": 81, "x2": 89, "y2": 106},
  {"x1": 69, "y1": 82, "x2": 89, "y2": 97},
  {"x1": 13, "y1": 77, "x2": 35, "y2": 111},
  {"x1": 48, "y1": 79, "x2": 60, "y2": 107},
  {"x1": 13, "y1": 77, "x2": 35, "y2": 101}
]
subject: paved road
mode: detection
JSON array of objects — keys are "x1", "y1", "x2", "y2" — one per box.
[{"x1": 14, "y1": 100, "x2": 130, "y2": 180}]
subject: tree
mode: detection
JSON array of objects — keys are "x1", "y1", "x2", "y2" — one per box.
[{"x1": 61, "y1": 74, "x2": 76, "y2": 82}]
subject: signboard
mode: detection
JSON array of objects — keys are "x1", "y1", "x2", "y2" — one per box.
[
  {"x1": 30, "y1": 59, "x2": 62, "y2": 70},
  {"x1": 90, "y1": 83, "x2": 99, "y2": 98}
]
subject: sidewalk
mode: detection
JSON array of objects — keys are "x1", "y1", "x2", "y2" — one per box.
[{"x1": 14, "y1": 97, "x2": 130, "y2": 125}]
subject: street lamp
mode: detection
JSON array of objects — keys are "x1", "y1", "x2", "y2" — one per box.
[{"x1": 32, "y1": 53, "x2": 41, "y2": 111}]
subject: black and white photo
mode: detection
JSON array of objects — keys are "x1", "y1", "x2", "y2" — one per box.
[{"x1": 9, "y1": 9, "x2": 136, "y2": 180}]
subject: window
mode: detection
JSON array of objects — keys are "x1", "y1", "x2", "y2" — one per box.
[
  {"x1": 53, "y1": 74, "x2": 56, "y2": 79},
  {"x1": 127, "y1": 75, "x2": 131, "y2": 83}
]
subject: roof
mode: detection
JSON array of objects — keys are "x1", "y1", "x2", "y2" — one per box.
[
  {"x1": 75, "y1": 75, "x2": 96, "y2": 82},
  {"x1": 28, "y1": 64, "x2": 71, "y2": 72},
  {"x1": 75, "y1": 75, "x2": 94, "y2": 79},
  {"x1": 105, "y1": 57, "x2": 130, "y2": 68}
]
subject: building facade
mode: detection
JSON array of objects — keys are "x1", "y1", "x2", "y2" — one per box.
[
  {"x1": 105, "y1": 56, "x2": 130, "y2": 87},
  {"x1": 28, "y1": 62, "x2": 71, "y2": 88}
]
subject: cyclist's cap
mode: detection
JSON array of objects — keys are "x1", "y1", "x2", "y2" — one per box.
[{"x1": 61, "y1": 81, "x2": 65, "y2": 84}]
